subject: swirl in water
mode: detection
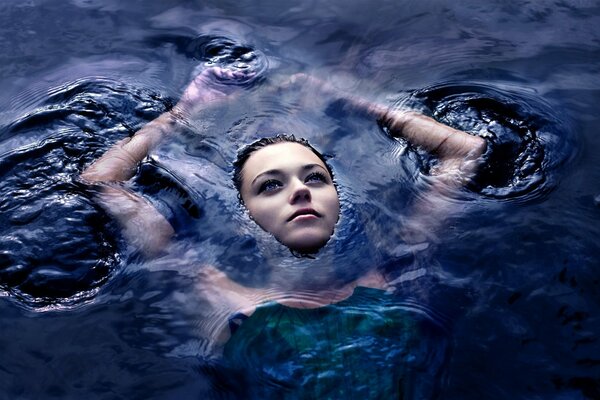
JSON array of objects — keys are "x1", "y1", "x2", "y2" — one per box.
[
  {"x1": 188, "y1": 35, "x2": 267, "y2": 86},
  {"x1": 0, "y1": 34, "x2": 268, "y2": 309},
  {"x1": 404, "y1": 82, "x2": 573, "y2": 202},
  {"x1": 0, "y1": 77, "x2": 170, "y2": 309}
]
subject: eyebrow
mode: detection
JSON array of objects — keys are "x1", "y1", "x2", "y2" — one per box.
[{"x1": 251, "y1": 164, "x2": 328, "y2": 186}]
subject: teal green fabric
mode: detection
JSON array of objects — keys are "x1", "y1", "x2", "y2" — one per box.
[{"x1": 223, "y1": 287, "x2": 447, "y2": 399}]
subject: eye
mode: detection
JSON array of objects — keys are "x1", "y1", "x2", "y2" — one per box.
[
  {"x1": 305, "y1": 172, "x2": 328, "y2": 184},
  {"x1": 258, "y1": 179, "x2": 282, "y2": 194}
]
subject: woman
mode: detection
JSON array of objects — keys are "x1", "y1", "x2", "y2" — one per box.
[{"x1": 82, "y1": 66, "x2": 486, "y2": 398}]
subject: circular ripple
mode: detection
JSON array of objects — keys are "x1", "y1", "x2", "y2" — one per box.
[
  {"x1": 406, "y1": 83, "x2": 573, "y2": 202},
  {"x1": 0, "y1": 77, "x2": 170, "y2": 309},
  {"x1": 188, "y1": 35, "x2": 267, "y2": 85}
]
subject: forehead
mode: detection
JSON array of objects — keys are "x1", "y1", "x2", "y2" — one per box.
[{"x1": 242, "y1": 142, "x2": 326, "y2": 179}]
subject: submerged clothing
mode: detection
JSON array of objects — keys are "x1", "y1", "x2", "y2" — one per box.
[{"x1": 222, "y1": 287, "x2": 449, "y2": 399}]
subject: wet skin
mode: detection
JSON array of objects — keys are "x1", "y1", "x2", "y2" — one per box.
[{"x1": 239, "y1": 142, "x2": 340, "y2": 253}]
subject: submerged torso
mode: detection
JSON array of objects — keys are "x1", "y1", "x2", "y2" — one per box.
[{"x1": 221, "y1": 286, "x2": 449, "y2": 400}]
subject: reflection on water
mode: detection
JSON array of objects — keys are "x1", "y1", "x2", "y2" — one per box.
[{"x1": 0, "y1": 1, "x2": 599, "y2": 399}]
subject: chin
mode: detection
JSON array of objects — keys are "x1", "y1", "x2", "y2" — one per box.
[{"x1": 284, "y1": 235, "x2": 330, "y2": 255}]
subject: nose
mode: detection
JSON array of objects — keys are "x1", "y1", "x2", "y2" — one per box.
[{"x1": 289, "y1": 179, "x2": 312, "y2": 204}]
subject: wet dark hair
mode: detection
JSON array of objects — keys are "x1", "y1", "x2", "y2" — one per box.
[{"x1": 232, "y1": 134, "x2": 335, "y2": 201}]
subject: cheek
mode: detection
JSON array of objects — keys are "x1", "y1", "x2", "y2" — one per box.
[
  {"x1": 323, "y1": 190, "x2": 340, "y2": 222},
  {"x1": 332, "y1": 201, "x2": 341, "y2": 224},
  {"x1": 245, "y1": 197, "x2": 280, "y2": 231},
  {"x1": 329, "y1": 187, "x2": 340, "y2": 210}
]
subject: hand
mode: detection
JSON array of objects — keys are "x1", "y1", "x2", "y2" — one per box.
[{"x1": 177, "y1": 66, "x2": 256, "y2": 114}]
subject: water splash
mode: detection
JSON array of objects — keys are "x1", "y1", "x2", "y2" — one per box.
[
  {"x1": 0, "y1": 77, "x2": 170, "y2": 309},
  {"x1": 188, "y1": 35, "x2": 268, "y2": 86},
  {"x1": 404, "y1": 82, "x2": 574, "y2": 203}
]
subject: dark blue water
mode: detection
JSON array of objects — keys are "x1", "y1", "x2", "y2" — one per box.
[{"x1": 1, "y1": 1, "x2": 599, "y2": 398}]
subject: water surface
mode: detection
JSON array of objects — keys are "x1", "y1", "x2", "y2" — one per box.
[{"x1": 1, "y1": 1, "x2": 599, "y2": 399}]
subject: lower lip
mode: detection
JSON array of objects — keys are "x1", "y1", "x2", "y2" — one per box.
[{"x1": 291, "y1": 214, "x2": 319, "y2": 222}]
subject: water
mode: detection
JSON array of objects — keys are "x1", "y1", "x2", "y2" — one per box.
[{"x1": 1, "y1": 0, "x2": 599, "y2": 398}]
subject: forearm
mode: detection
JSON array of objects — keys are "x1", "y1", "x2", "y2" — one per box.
[
  {"x1": 79, "y1": 109, "x2": 184, "y2": 256},
  {"x1": 122, "y1": 111, "x2": 181, "y2": 159},
  {"x1": 378, "y1": 110, "x2": 487, "y2": 161},
  {"x1": 337, "y1": 94, "x2": 487, "y2": 161},
  {"x1": 80, "y1": 67, "x2": 245, "y2": 256},
  {"x1": 287, "y1": 73, "x2": 486, "y2": 161},
  {"x1": 80, "y1": 109, "x2": 184, "y2": 255},
  {"x1": 81, "y1": 110, "x2": 184, "y2": 182},
  {"x1": 82, "y1": 67, "x2": 242, "y2": 183}
]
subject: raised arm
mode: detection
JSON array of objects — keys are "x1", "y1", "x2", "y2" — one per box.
[
  {"x1": 378, "y1": 108, "x2": 487, "y2": 243},
  {"x1": 81, "y1": 67, "x2": 251, "y2": 256},
  {"x1": 354, "y1": 104, "x2": 486, "y2": 179},
  {"x1": 82, "y1": 67, "x2": 248, "y2": 182},
  {"x1": 285, "y1": 73, "x2": 487, "y2": 243},
  {"x1": 287, "y1": 72, "x2": 486, "y2": 179}
]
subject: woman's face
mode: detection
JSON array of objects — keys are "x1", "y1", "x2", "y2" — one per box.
[{"x1": 239, "y1": 142, "x2": 340, "y2": 253}]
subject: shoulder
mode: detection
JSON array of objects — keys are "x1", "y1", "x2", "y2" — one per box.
[
  {"x1": 355, "y1": 268, "x2": 390, "y2": 290},
  {"x1": 196, "y1": 265, "x2": 261, "y2": 313},
  {"x1": 195, "y1": 265, "x2": 264, "y2": 350}
]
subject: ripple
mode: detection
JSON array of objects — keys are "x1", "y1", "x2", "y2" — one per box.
[
  {"x1": 0, "y1": 183, "x2": 118, "y2": 309},
  {"x1": 404, "y1": 82, "x2": 574, "y2": 202},
  {"x1": 188, "y1": 35, "x2": 268, "y2": 86},
  {"x1": 0, "y1": 77, "x2": 171, "y2": 309}
]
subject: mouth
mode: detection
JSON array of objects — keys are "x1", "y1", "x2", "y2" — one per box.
[{"x1": 288, "y1": 208, "x2": 321, "y2": 221}]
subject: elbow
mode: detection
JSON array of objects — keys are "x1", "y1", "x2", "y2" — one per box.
[
  {"x1": 139, "y1": 223, "x2": 175, "y2": 258},
  {"x1": 469, "y1": 136, "x2": 487, "y2": 160},
  {"x1": 436, "y1": 133, "x2": 487, "y2": 162},
  {"x1": 126, "y1": 213, "x2": 175, "y2": 259}
]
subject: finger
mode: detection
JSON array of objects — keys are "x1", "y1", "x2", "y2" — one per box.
[{"x1": 234, "y1": 70, "x2": 256, "y2": 80}]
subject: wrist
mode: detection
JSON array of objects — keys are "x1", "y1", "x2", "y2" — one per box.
[
  {"x1": 169, "y1": 103, "x2": 191, "y2": 123},
  {"x1": 380, "y1": 108, "x2": 414, "y2": 132}
]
